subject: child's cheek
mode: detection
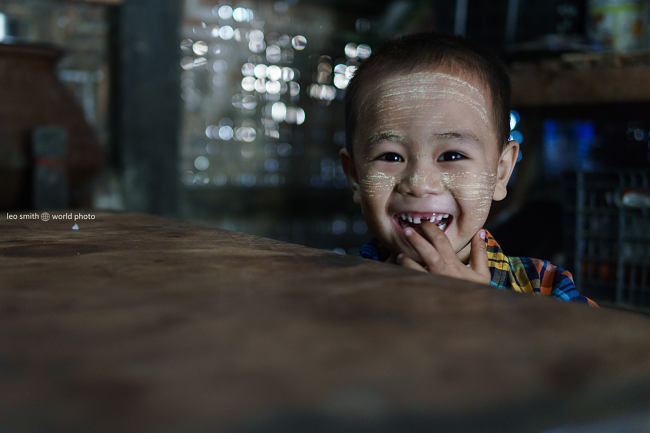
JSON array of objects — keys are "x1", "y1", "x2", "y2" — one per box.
[
  {"x1": 441, "y1": 171, "x2": 497, "y2": 214},
  {"x1": 359, "y1": 171, "x2": 398, "y2": 197}
]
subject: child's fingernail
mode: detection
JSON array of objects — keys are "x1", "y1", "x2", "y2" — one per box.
[
  {"x1": 479, "y1": 230, "x2": 486, "y2": 240},
  {"x1": 397, "y1": 253, "x2": 404, "y2": 261},
  {"x1": 405, "y1": 228, "x2": 413, "y2": 236}
]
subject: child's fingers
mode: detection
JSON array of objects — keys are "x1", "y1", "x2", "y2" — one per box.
[
  {"x1": 403, "y1": 227, "x2": 443, "y2": 271},
  {"x1": 396, "y1": 252, "x2": 427, "y2": 273},
  {"x1": 419, "y1": 222, "x2": 457, "y2": 261},
  {"x1": 470, "y1": 229, "x2": 490, "y2": 276}
]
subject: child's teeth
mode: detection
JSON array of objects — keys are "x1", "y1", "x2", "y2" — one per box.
[{"x1": 398, "y1": 213, "x2": 450, "y2": 226}]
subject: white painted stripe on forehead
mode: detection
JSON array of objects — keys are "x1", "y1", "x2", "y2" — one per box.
[{"x1": 363, "y1": 72, "x2": 490, "y2": 127}]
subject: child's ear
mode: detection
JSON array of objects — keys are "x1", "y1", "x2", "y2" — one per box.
[
  {"x1": 339, "y1": 147, "x2": 361, "y2": 204},
  {"x1": 493, "y1": 140, "x2": 519, "y2": 201}
]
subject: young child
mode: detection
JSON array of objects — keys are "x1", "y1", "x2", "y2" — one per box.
[{"x1": 339, "y1": 32, "x2": 596, "y2": 306}]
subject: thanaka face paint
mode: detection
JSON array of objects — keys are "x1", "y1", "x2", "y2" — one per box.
[
  {"x1": 351, "y1": 69, "x2": 504, "y2": 264},
  {"x1": 370, "y1": 72, "x2": 490, "y2": 128},
  {"x1": 358, "y1": 172, "x2": 398, "y2": 196}
]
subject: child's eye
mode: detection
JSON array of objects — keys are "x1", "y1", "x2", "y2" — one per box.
[
  {"x1": 437, "y1": 151, "x2": 465, "y2": 162},
  {"x1": 376, "y1": 152, "x2": 404, "y2": 162}
]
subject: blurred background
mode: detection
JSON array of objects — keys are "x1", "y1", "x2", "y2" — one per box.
[{"x1": 0, "y1": 0, "x2": 648, "y2": 312}]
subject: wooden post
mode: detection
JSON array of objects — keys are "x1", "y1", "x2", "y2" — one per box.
[{"x1": 117, "y1": 0, "x2": 181, "y2": 216}]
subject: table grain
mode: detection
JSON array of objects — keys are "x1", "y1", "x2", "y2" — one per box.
[{"x1": 1, "y1": 212, "x2": 649, "y2": 432}]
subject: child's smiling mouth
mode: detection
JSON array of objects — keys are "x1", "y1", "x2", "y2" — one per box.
[{"x1": 392, "y1": 212, "x2": 452, "y2": 236}]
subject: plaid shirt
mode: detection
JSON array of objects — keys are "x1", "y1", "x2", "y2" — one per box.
[{"x1": 358, "y1": 230, "x2": 597, "y2": 306}]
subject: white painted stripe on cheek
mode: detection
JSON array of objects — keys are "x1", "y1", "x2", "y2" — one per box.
[
  {"x1": 359, "y1": 172, "x2": 398, "y2": 196},
  {"x1": 441, "y1": 171, "x2": 497, "y2": 212}
]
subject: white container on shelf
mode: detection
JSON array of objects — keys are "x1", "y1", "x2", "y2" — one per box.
[{"x1": 588, "y1": 0, "x2": 647, "y2": 51}]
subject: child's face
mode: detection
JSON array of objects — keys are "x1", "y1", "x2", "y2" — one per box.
[{"x1": 341, "y1": 69, "x2": 518, "y2": 263}]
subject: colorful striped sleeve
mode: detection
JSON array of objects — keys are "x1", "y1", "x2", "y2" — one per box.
[
  {"x1": 362, "y1": 232, "x2": 598, "y2": 307},
  {"x1": 529, "y1": 257, "x2": 598, "y2": 306}
]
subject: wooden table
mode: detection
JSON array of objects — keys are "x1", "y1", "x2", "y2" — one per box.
[{"x1": 1, "y1": 212, "x2": 649, "y2": 432}]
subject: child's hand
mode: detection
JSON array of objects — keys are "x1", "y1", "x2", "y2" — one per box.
[{"x1": 396, "y1": 226, "x2": 491, "y2": 285}]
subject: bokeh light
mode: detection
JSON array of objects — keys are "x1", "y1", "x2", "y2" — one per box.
[
  {"x1": 218, "y1": 25, "x2": 234, "y2": 40},
  {"x1": 192, "y1": 40, "x2": 208, "y2": 56},
  {"x1": 217, "y1": 5, "x2": 233, "y2": 20},
  {"x1": 291, "y1": 35, "x2": 307, "y2": 50},
  {"x1": 194, "y1": 155, "x2": 210, "y2": 171}
]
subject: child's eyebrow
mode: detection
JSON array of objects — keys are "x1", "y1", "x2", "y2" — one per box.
[
  {"x1": 432, "y1": 131, "x2": 482, "y2": 145},
  {"x1": 367, "y1": 131, "x2": 407, "y2": 145}
]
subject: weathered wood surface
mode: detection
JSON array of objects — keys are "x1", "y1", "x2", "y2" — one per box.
[
  {"x1": 1, "y1": 212, "x2": 649, "y2": 432},
  {"x1": 511, "y1": 65, "x2": 650, "y2": 106}
]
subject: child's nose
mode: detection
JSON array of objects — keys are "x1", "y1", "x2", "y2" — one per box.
[{"x1": 397, "y1": 161, "x2": 444, "y2": 197}]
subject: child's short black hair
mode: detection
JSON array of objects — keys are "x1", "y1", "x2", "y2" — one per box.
[{"x1": 344, "y1": 32, "x2": 511, "y2": 154}]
